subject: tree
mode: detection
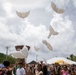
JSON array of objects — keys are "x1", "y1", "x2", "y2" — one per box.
[
  {"x1": 70, "y1": 54, "x2": 74, "y2": 61},
  {"x1": 67, "y1": 54, "x2": 76, "y2": 62},
  {"x1": 0, "y1": 52, "x2": 17, "y2": 64}
]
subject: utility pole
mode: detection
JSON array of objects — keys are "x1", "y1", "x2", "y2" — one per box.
[
  {"x1": 36, "y1": 54, "x2": 38, "y2": 62},
  {"x1": 5, "y1": 46, "x2": 10, "y2": 60}
]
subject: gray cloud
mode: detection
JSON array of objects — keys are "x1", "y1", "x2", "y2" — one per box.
[{"x1": 0, "y1": 0, "x2": 76, "y2": 63}]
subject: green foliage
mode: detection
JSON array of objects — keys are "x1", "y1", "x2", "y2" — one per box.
[
  {"x1": 67, "y1": 54, "x2": 76, "y2": 61},
  {"x1": 0, "y1": 52, "x2": 17, "y2": 64}
]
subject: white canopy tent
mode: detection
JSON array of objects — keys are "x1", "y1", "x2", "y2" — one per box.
[{"x1": 47, "y1": 57, "x2": 76, "y2": 65}]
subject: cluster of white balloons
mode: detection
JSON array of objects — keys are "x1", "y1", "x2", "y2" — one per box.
[{"x1": 11, "y1": 1, "x2": 65, "y2": 58}]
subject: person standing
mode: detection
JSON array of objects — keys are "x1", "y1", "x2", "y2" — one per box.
[
  {"x1": 13, "y1": 62, "x2": 19, "y2": 75},
  {"x1": 35, "y1": 64, "x2": 43, "y2": 75},
  {"x1": 16, "y1": 62, "x2": 26, "y2": 75},
  {"x1": 54, "y1": 63, "x2": 60, "y2": 75}
]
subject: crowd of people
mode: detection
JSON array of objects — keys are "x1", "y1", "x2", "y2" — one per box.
[{"x1": 0, "y1": 60, "x2": 76, "y2": 75}]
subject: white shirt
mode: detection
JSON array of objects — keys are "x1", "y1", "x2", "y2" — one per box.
[
  {"x1": 36, "y1": 71, "x2": 43, "y2": 75},
  {"x1": 16, "y1": 68, "x2": 26, "y2": 75}
]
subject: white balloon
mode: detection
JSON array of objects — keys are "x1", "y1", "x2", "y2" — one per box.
[
  {"x1": 42, "y1": 40, "x2": 53, "y2": 51},
  {"x1": 48, "y1": 25, "x2": 59, "y2": 38},
  {"x1": 51, "y1": 2, "x2": 64, "y2": 14},
  {"x1": 34, "y1": 46, "x2": 40, "y2": 51},
  {"x1": 16, "y1": 11, "x2": 30, "y2": 19},
  {"x1": 11, "y1": 52, "x2": 25, "y2": 58},
  {"x1": 10, "y1": 46, "x2": 28, "y2": 58}
]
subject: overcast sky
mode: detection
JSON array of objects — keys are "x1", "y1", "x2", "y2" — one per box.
[{"x1": 0, "y1": 0, "x2": 76, "y2": 63}]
